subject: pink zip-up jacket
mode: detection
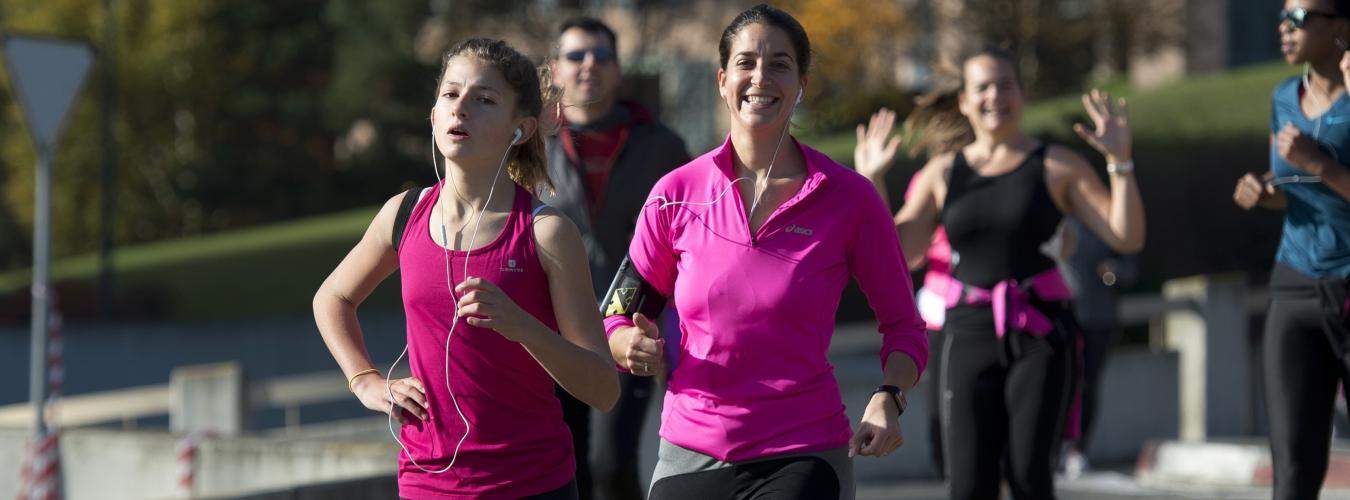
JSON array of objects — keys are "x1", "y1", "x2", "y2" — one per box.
[{"x1": 604, "y1": 136, "x2": 927, "y2": 462}]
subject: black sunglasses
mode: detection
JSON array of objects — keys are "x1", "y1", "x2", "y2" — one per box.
[
  {"x1": 1280, "y1": 7, "x2": 1341, "y2": 29},
  {"x1": 562, "y1": 47, "x2": 617, "y2": 63}
]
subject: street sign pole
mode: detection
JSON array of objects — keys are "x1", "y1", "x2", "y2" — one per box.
[
  {"x1": 29, "y1": 147, "x2": 52, "y2": 435},
  {"x1": 2, "y1": 34, "x2": 95, "y2": 437}
]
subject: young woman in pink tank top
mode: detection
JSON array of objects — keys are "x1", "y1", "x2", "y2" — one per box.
[{"x1": 313, "y1": 38, "x2": 619, "y2": 500}]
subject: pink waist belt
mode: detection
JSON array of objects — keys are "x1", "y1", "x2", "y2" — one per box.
[{"x1": 937, "y1": 268, "x2": 1073, "y2": 338}]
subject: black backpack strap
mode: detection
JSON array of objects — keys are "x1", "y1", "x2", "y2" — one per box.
[{"x1": 391, "y1": 186, "x2": 424, "y2": 253}]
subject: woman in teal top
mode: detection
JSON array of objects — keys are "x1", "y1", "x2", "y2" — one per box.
[{"x1": 1233, "y1": 2, "x2": 1350, "y2": 498}]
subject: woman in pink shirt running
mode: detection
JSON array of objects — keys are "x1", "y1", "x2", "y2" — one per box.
[
  {"x1": 599, "y1": 5, "x2": 928, "y2": 500},
  {"x1": 313, "y1": 38, "x2": 618, "y2": 499}
]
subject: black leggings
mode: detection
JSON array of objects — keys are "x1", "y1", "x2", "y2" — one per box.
[
  {"x1": 924, "y1": 330, "x2": 946, "y2": 477},
  {"x1": 647, "y1": 441, "x2": 851, "y2": 500},
  {"x1": 1264, "y1": 263, "x2": 1350, "y2": 500},
  {"x1": 558, "y1": 372, "x2": 655, "y2": 500},
  {"x1": 649, "y1": 458, "x2": 840, "y2": 500},
  {"x1": 941, "y1": 304, "x2": 1077, "y2": 500}
]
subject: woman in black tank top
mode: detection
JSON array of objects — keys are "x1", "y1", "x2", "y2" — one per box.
[
  {"x1": 855, "y1": 47, "x2": 1144, "y2": 500},
  {"x1": 942, "y1": 143, "x2": 1064, "y2": 289}
]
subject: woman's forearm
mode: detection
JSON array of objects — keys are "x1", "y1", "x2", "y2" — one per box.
[
  {"x1": 519, "y1": 323, "x2": 620, "y2": 411},
  {"x1": 881, "y1": 351, "x2": 920, "y2": 392},
  {"x1": 313, "y1": 291, "x2": 378, "y2": 379},
  {"x1": 1309, "y1": 156, "x2": 1350, "y2": 203},
  {"x1": 1107, "y1": 170, "x2": 1146, "y2": 253}
]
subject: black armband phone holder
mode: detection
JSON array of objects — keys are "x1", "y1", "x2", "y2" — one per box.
[{"x1": 602, "y1": 255, "x2": 667, "y2": 320}]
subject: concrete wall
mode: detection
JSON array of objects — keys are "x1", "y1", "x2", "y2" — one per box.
[
  {"x1": 210, "y1": 475, "x2": 396, "y2": 500},
  {"x1": 0, "y1": 428, "x2": 393, "y2": 500},
  {"x1": 0, "y1": 318, "x2": 1189, "y2": 498}
]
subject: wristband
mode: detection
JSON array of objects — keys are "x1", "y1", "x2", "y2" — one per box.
[
  {"x1": 347, "y1": 368, "x2": 380, "y2": 392},
  {"x1": 1107, "y1": 159, "x2": 1135, "y2": 175},
  {"x1": 874, "y1": 385, "x2": 907, "y2": 415}
]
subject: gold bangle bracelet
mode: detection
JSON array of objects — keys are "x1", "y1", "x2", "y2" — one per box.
[{"x1": 347, "y1": 368, "x2": 380, "y2": 392}]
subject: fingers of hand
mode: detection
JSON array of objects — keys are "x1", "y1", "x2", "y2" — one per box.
[
  {"x1": 883, "y1": 135, "x2": 902, "y2": 157},
  {"x1": 1235, "y1": 191, "x2": 1257, "y2": 209},
  {"x1": 403, "y1": 377, "x2": 425, "y2": 393},
  {"x1": 457, "y1": 301, "x2": 489, "y2": 319},
  {"x1": 868, "y1": 109, "x2": 886, "y2": 138},
  {"x1": 847, "y1": 428, "x2": 867, "y2": 458},
  {"x1": 388, "y1": 379, "x2": 428, "y2": 421},
  {"x1": 1080, "y1": 88, "x2": 1101, "y2": 123},
  {"x1": 1241, "y1": 174, "x2": 1264, "y2": 192},
  {"x1": 454, "y1": 277, "x2": 501, "y2": 295},
  {"x1": 860, "y1": 426, "x2": 901, "y2": 457},
  {"x1": 1072, "y1": 123, "x2": 1098, "y2": 146},
  {"x1": 627, "y1": 335, "x2": 664, "y2": 361},
  {"x1": 624, "y1": 352, "x2": 659, "y2": 374},
  {"x1": 624, "y1": 334, "x2": 664, "y2": 374},
  {"x1": 1277, "y1": 132, "x2": 1296, "y2": 158},
  {"x1": 633, "y1": 313, "x2": 661, "y2": 339},
  {"x1": 380, "y1": 378, "x2": 426, "y2": 421},
  {"x1": 1234, "y1": 175, "x2": 1266, "y2": 208},
  {"x1": 1091, "y1": 89, "x2": 1106, "y2": 115},
  {"x1": 1082, "y1": 91, "x2": 1104, "y2": 125},
  {"x1": 456, "y1": 290, "x2": 493, "y2": 310},
  {"x1": 453, "y1": 277, "x2": 482, "y2": 294},
  {"x1": 1280, "y1": 123, "x2": 1300, "y2": 140},
  {"x1": 851, "y1": 424, "x2": 895, "y2": 457},
  {"x1": 874, "y1": 108, "x2": 896, "y2": 140}
]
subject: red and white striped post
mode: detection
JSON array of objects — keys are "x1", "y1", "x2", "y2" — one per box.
[
  {"x1": 17, "y1": 294, "x2": 62, "y2": 500},
  {"x1": 175, "y1": 430, "x2": 212, "y2": 496}
]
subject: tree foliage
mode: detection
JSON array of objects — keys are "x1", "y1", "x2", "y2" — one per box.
[
  {"x1": 779, "y1": 0, "x2": 910, "y2": 130},
  {"x1": 0, "y1": 0, "x2": 437, "y2": 268}
]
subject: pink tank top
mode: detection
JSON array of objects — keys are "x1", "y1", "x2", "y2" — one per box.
[{"x1": 395, "y1": 181, "x2": 573, "y2": 499}]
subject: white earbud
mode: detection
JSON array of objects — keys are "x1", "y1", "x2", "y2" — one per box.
[
  {"x1": 512, "y1": 127, "x2": 523, "y2": 145},
  {"x1": 796, "y1": 88, "x2": 803, "y2": 105}
]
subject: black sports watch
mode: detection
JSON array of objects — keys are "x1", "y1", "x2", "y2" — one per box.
[{"x1": 874, "y1": 385, "x2": 906, "y2": 415}]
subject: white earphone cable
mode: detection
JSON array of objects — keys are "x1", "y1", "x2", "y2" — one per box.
[
  {"x1": 651, "y1": 87, "x2": 800, "y2": 216},
  {"x1": 383, "y1": 128, "x2": 515, "y2": 474}
]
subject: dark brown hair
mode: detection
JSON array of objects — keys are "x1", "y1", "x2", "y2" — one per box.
[
  {"x1": 719, "y1": 4, "x2": 811, "y2": 77},
  {"x1": 558, "y1": 16, "x2": 618, "y2": 55}
]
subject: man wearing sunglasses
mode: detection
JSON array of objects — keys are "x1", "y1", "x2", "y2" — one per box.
[{"x1": 543, "y1": 15, "x2": 691, "y2": 500}]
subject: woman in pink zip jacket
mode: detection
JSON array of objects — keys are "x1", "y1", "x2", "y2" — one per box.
[
  {"x1": 598, "y1": 4, "x2": 927, "y2": 500},
  {"x1": 855, "y1": 48, "x2": 1144, "y2": 499}
]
